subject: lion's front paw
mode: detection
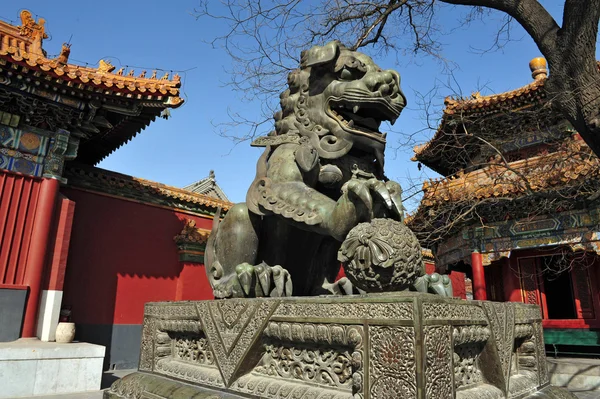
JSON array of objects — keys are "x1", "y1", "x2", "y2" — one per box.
[
  {"x1": 342, "y1": 177, "x2": 404, "y2": 220},
  {"x1": 235, "y1": 262, "x2": 293, "y2": 297}
]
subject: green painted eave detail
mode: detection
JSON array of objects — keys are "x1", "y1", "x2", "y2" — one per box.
[
  {"x1": 177, "y1": 243, "x2": 206, "y2": 263},
  {"x1": 544, "y1": 328, "x2": 600, "y2": 346}
]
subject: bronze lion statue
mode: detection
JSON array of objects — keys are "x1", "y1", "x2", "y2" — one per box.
[{"x1": 205, "y1": 41, "x2": 450, "y2": 298}]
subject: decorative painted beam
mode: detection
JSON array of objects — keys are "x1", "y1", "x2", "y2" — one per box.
[{"x1": 173, "y1": 219, "x2": 210, "y2": 263}]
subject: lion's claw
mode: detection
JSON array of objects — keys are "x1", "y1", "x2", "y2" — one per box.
[
  {"x1": 412, "y1": 273, "x2": 453, "y2": 297},
  {"x1": 234, "y1": 262, "x2": 293, "y2": 297},
  {"x1": 322, "y1": 276, "x2": 355, "y2": 295},
  {"x1": 343, "y1": 177, "x2": 404, "y2": 220}
]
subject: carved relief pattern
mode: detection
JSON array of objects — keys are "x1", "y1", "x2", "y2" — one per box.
[
  {"x1": 233, "y1": 374, "x2": 352, "y2": 399},
  {"x1": 138, "y1": 317, "x2": 155, "y2": 372},
  {"x1": 424, "y1": 325, "x2": 453, "y2": 399},
  {"x1": 216, "y1": 301, "x2": 250, "y2": 328},
  {"x1": 452, "y1": 325, "x2": 491, "y2": 346},
  {"x1": 108, "y1": 375, "x2": 145, "y2": 399},
  {"x1": 145, "y1": 303, "x2": 198, "y2": 319},
  {"x1": 369, "y1": 326, "x2": 417, "y2": 398},
  {"x1": 264, "y1": 322, "x2": 364, "y2": 347},
  {"x1": 534, "y1": 321, "x2": 549, "y2": 384},
  {"x1": 515, "y1": 337, "x2": 538, "y2": 378},
  {"x1": 452, "y1": 325, "x2": 489, "y2": 389},
  {"x1": 199, "y1": 300, "x2": 277, "y2": 386},
  {"x1": 514, "y1": 323, "x2": 534, "y2": 340},
  {"x1": 209, "y1": 301, "x2": 255, "y2": 352},
  {"x1": 273, "y1": 301, "x2": 412, "y2": 320},
  {"x1": 155, "y1": 359, "x2": 224, "y2": 388},
  {"x1": 254, "y1": 344, "x2": 354, "y2": 388},
  {"x1": 514, "y1": 304, "x2": 542, "y2": 322},
  {"x1": 154, "y1": 331, "x2": 172, "y2": 361},
  {"x1": 157, "y1": 319, "x2": 202, "y2": 334},
  {"x1": 483, "y1": 302, "x2": 516, "y2": 385},
  {"x1": 423, "y1": 303, "x2": 486, "y2": 321},
  {"x1": 258, "y1": 322, "x2": 364, "y2": 394},
  {"x1": 172, "y1": 333, "x2": 215, "y2": 366},
  {"x1": 454, "y1": 343, "x2": 486, "y2": 389}
]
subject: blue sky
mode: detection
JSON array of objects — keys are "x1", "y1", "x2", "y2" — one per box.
[{"x1": 6, "y1": 1, "x2": 575, "y2": 210}]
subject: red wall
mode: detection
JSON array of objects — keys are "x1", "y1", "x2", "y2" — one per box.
[
  {"x1": 0, "y1": 171, "x2": 41, "y2": 286},
  {"x1": 61, "y1": 187, "x2": 214, "y2": 326}
]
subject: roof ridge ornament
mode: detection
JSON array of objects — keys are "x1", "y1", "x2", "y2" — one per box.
[
  {"x1": 56, "y1": 43, "x2": 71, "y2": 66},
  {"x1": 98, "y1": 59, "x2": 116, "y2": 74},
  {"x1": 18, "y1": 10, "x2": 47, "y2": 56},
  {"x1": 529, "y1": 57, "x2": 548, "y2": 80}
]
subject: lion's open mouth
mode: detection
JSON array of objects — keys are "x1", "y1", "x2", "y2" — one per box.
[{"x1": 327, "y1": 97, "x2": 402, "y2": 142}]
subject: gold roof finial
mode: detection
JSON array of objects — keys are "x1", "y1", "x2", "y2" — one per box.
[{"x1": 529, "y1": 57, "x2": 548, "y2": 80}]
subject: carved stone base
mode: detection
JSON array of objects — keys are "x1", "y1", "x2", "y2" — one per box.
[{"x1": 105, "y1": 293, "x2": 577, "y2": 399}]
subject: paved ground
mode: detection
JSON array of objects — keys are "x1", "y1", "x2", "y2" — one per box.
[
  {"x1": 22, "y1": 385, "x2": 600, "y2": 398},
  {"x1": 24, "y1": 369, "x2": 134, "y2": 399},
  {"x1": 24, "y1": 389, "x2": 600, "y2": 399},
  {"x1": 572, "y1": 392, "x2": 600, "y2": 399},
  {"x1": 17, "y1": 368, "x2": 600, "y2": 398}
]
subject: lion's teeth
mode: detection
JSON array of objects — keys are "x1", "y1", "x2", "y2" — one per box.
[
  {"x1": 348, "y1": 120, "x2": 354, "y2": 127},
  {"x1": 353, "y1": 105, "x2": 360, "y2": 113}
]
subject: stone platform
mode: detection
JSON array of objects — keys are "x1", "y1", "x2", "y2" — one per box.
[
  {"x1": 105, "y1": 293, "x2": 576, "y2": 398},
  {"x1": 0, "y1": 338, "x2": 105, "y2": 398}
]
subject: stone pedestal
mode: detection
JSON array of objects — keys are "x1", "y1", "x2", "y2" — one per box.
[
  {"x1": 106, "y1": 293, "x2": 576, "y2": 399},
  {"x1": 0, "y1": 338, "x2": 105, "y2": 398}
]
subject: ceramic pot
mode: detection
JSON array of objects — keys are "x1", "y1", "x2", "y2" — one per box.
[{"x1": 55, "y1": 322, "x2": 75, "y2": 343}]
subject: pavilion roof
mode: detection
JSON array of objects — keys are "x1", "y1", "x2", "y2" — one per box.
[
  {"x1": 0, "y1": 10, "x2": 184, "y2": 165},
  {"x1": 183, "y1": 170, "x2": 230, "y2": 202},
  {"x1": 418, "y1": 136, "x2": 597, "y2": 208},
  {"x1": 412, "y1": 58, "x2": 553, "y2": 175},
  {"x1": 65, "y1": 164, "x2": 232, "y2": 214},
  {"x1": 406, "y1": 136, "x2": 600, "y2": 245},
  {"x1": 413, "y1": 58, "x2": 600, "y2": 175},
  {"x1": 0, "y1": 11, "x2": 183, "y2": 105}
]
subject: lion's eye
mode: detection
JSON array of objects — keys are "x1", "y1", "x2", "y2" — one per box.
[{"x1": 339, "y1": 67, "x2": 355, "y2": 81}]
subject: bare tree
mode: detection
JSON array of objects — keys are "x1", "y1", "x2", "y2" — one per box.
[{"x1": 196, "y1": 0, "x2": 600, "y2": 157}]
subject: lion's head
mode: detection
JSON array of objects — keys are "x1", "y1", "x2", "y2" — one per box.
[{"x1": 257, "y1": 41, "x2": 406, "y2": 170}]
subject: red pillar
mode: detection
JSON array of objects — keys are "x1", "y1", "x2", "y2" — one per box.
[
  {"x1": 21, "y1": 177, "x2": 60, "y2": 338},
  {"x1": 471, "y1": 250, "x2": 487, "y2": 301}
]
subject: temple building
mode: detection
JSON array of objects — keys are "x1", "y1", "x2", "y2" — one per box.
[
  {"x1": 409, "y1": 57, "x2": 600, "y2": 354},
  {"x1": 183, "y1": 170, "x2": 230, "y2": 201},
  {"x1": 0, "y1": 9, "x2": 229, "y2": 377}
]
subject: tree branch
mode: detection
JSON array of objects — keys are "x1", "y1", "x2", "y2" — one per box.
[{"x1": 439, "y1": 0, "x2": 561, "y2": 61}]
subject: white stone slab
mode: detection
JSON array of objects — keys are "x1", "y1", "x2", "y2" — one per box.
[
  {"x1": 0, "y1": 359, "x2": 37, "y2": 397},
  {"x1": 32, "y1": 358, "x2": 60, "y2": 395},
  {"x1": 0, "y1": 339, "x2": 105, "y2": 398},
  {"x1": 0, "y1": 338, "x2": 105, "y2": 360},
  {"x1": 37, "y1": 290, "x2": 63, "y2": 342}
]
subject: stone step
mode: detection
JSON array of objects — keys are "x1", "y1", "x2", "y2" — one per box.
[{"x1": 548, "y1": 358, "x2": 600, "y2": 392}]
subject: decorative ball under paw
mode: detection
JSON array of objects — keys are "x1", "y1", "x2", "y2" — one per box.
[{"x1": 338, "y1": 218, "x2": 424, "y2": 292}]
